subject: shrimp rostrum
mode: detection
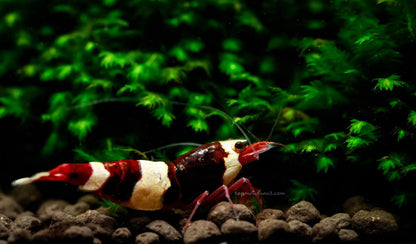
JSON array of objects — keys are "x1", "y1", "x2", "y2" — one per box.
[{"x1": 12, "y1": 139, "x2": 281, "y2": 229}]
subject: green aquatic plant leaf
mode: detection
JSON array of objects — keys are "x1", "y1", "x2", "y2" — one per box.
[
  {"x1": 68, "y1": 116, "x2": 97, "y2": 140},
  {"x1": 40, "y1": 68, "x2": 56, "y2": 81},
  {"x1": 286, "y1": 118, "x2": 319, "y2": 137},
  {"x1": 391, "y1": 193, "x2": 407, "y2": 208},
  {"x1": 153, "y1": 106, "x2": 175, "y2": 127},
  {"x1": 299, "y1": 80, "x2": 348, "y2": 109},
  {"x1": 396, "y1": 129, "x2": 406, "y2": 141},
  {"x1": 99, "y1": 51, "x2": 128, "y2": 69},
  {"x1": 84, "y1": 42, "x2": 95, "y2": 51},
  {"x1": 377, "y1": 154, "x2": 404, "y2": 182},
  {"x1": 169, "y1": 46, "x2": 189, "y2": 62},
  {"x1": 187, "y1": 119, "x2": 209, "y2": 133},
  {"x1": 183, "y1": 60, "x2": 211, "y2": 75},
  {"x1": 324, "y1": 143, "x2": 338, "y2": 152},
  {"x1": 349, "y1": 119, "x2": 376, "y2": 135},
  {"x1": 99, "y1": 199, "x2": 124, "y2": 215},
  {"x1": 167, "y1": 12, "x2": 195, "y2": 27},
  {"x1": 323, "y1": 132, "x2": 345, "y2": 152},
  {"x1": 137, "y1": 92, "x2": 166, "y2": 109},
  {"x1": 347, "y1": 120, "x2": 378, "y2": 150},
  {"x1": 230, "y1": 72, "x2": 262, "y2": 86},
  {"x1": 183, "y1": 39, "x2": 204, "y2": 53},
  {"x1": 0, "y1": 87, "x2": 32, "y2": 119},
  {"x1": 289, "y1": 139, "x2": 325, "y2": 153},
  {"x1": 42, "y1": 131, "x2": 63, "y2": 156},
  {"x1": 346, "y1": 136, "x2": 372, "y2": 149},
  {"x1": 387, "y1": 170, "x2": 402, "y2": 181},
  {"x1": 87, "y1": 79, "x2": 113, "y2": 90},
  {"x1": 5, "y1": 12, "x2": 21, "y2": 27},
  {"x1": 42, "y1": 92, "x2": 71, "y2": 123},
  {"x1": 316, "y1": 155, "x2": 334, "y2": 173},
  {"x1": 219, "y1": 60, "x2": 245, "y2": 75},
  {"x1": 73, "y1": 148, "x2": 99, "y2": 162},
  {"x1": 288, "y1": 180, "x2": 318, "y2": 203},
  {"x1": 127, "y1": 64, "x2": 155, "y2": 82},
  {"x1": 374, "y1": 74, "x2": 407, "y2": 91},
  {"x1": 403, "y1": 163, "x2": 416, "y2": 173},
  {"x1": 222, "y1": 39, "x2": 241, "y2": 52},
  {"x1": 161, "y1": 67, "x2": 186, "y2": 84},
  {"x1": 117, "y1": 84, "x2": 144, "y2": 95},
  {"x1": 408, "y1": 110, "x2": 416, "y2": 126},
  {"x1": 324, "y1": 132, "x2": 345, "y2": 140},
  {"x1": 56, "y1": 65, "x2": 73, "y2": 80},
  {"x1": 238, "y1": 10, "x2": 264, "y2": 32}
]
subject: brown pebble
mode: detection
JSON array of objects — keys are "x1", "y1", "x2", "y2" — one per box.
[
  {"x1": 112, "y1": 227, "x2": 132, "y2": 244},
  {"x1": 183, "y1": 220, "x2": 221, "y2": 244},
  {"x1": 256, "y1": 208, "x2": 285, "y2": 225},
  {"x1": 312, "y1": 217, "x2": 338, "y2": 242},
  {"x1": 207, "y1": 201, "x2": 254, "y2": 226},
  {"x1": 16, "y1": 211, "x2": 35, "y2": 217},
  {"x1": 64, "y1": 201, "x2": 90, "y2": 216},
  {"x1": 0, "y1": 214, "x2": 13, "y2": 229},
  {"x1": 286, "y1": 201, "x2": 321, "y2": 225},
  {"x1": 51, "y1": 210, "x2": 77, "y2": 222},
  {"x1": 136, "y1": 232, "x2": 160, "y2": 244},
  {"x1": 257, "y1": 219, "x2": 290, "y2": 242},
  {"x1": 221, "y1": 219, "x2": 257, "y2": 243},
  {"x1": 0, "y1": 217, "x2": 12, "y2": 240},
  {"x1": 288, "y1": 220, "x2": 312, "y2": 240},
  {"x1": 146, "y1": 220, "x2": 182, "y2": 242},
  {"x1": 343, "y1": 195, "x2": 373, "y2": 216},
  {"x1": 10, "y1": 184, "x2": 42, "y2": 209},
  {"x1": 96, "y1": 206, "x2": 113, "y2": 216},
  {"x1": 37, "y1": 200, "x2": 69, "y2": 222},
  {"x1": 351, "y1": 209, "x2": 398, "y2": 236},
  {"x1": 78, "y1": 195, "x2": 100, "y2": 208},
  {"x1": 339, "y1": 229, "x2": 360, "y2": 242},
  {"x1": 13, "y1": 215, "x2": 42, "y2": 232},
  {"x1": 128, "y1": 215, "x2": 152, "y2": 234},
  {"x1": 7, "y1": 227, "x2": 32, "y2": 243},
  {"x1": 77, "y1": 210, "x2": 117, "y2": 234},
  {"x1": 32, "y1": 228, "x2": 56, "y2": 242},
  {"x1": 86, "y1": 223, "x2": 113, "y2": 241},
  {"x1": 93, "y1": 237, "x2": 103, "y2": 244},
  {"x1": 331, "y1": 213, "x2": 351, "y2": 230},
  {"x1": 63, "y1": 225, "x2": 94, "y2": 241},
  {"x1": 0, "y1": 195, "x2": 23, "y2": 219},
  {"x1": 0, "y1": 218, "x2": 10, "y2": 239}
]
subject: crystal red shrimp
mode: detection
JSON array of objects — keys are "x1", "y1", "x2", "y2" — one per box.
[{"x1": 12, "y1": 139, "x2": 282, "y2": 230}]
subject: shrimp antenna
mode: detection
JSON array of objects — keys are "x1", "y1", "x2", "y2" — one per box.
[
  {"x1": 171, "y1": 101, "x2": 254, "y2": 146},
  {"x1": 266, "y1": 99, "x2": 286, "y2": 142},
  {"x1": 216, "y1": 102, "x2": 260, "y2": 142},
  {"x1": 143, "y1": 142, "x2": 202, "y2": 154}
]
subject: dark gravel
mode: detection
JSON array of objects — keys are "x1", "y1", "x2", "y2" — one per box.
[
  {"x1": 286, "y1": 200, "x2": 321, "y2": 225},
  {"x1": 0, "y1": 187, "x2": 401, "y2": 243},
  {"x1": 183, "y1": 220, "x2": 220, "y2": 244},
  {"x1": 221, "y1": 219, "x2": 257, "y2": 243}
]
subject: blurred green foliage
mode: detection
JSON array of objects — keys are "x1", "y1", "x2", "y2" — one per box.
[{"x1": 1, "y1": 0, "x2": 416, "y2": 208}]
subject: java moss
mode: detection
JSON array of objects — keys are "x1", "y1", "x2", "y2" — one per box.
[{"x1": 1, "y1": 0, "x2": 416, "y2": 239}]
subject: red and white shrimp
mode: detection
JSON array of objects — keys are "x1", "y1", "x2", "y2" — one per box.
[{"x1": 12, "y1": 139, "x2": 282, "y2": 229}]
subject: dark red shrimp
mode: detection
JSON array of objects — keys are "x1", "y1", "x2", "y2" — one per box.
[{"x1": 12, "y1": 139, "x2": 282, "y2": 230}]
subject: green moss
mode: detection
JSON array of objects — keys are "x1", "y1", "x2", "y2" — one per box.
[{"x1": 1, "y1": 0, "x2": 416, "y2": 209}]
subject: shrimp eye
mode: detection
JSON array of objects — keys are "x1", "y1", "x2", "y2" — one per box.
[{"x1": 234, "y1": 141, "x2": 245, "y2": 150}]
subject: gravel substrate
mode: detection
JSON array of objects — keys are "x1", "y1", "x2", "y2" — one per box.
[{"x1": 1, "y1": 185, "x2": 399, "y2": 243}]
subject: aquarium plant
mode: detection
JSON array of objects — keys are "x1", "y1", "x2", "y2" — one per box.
[{"x1": 1, "y1": 0, "x2": 416, "y2": 215}]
